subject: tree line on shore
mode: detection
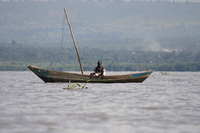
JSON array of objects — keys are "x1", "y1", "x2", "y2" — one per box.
[{"x1": 0, "y1": 42, "x2": 200, "y2": 71}]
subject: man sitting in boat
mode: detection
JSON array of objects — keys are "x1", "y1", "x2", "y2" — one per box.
[{"x1": 90, "y1": 61, "x2": 106, "y2": 76}]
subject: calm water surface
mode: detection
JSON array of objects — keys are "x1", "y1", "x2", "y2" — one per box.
[{"x1": 0, "y1": 71, "x2": 200, "y2": 133}]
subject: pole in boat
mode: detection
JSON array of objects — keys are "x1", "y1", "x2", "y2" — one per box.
[{"x1": 63, "y1": 8, "x2": 84, "y2": 75}]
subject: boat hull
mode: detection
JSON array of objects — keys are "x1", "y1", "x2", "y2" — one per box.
[{"x1": 28, "y1": 65, "x2": 153, "y2": 83}]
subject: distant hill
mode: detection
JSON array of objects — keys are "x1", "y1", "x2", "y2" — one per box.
[{"x1": 0, "y1": 1, "x2": 200, "y2": 51}]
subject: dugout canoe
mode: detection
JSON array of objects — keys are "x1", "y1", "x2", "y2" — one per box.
[
  {"x1": 27, "y1": 9, "x2": 154, "y2": 83},
  {"x1": 28, "y1": 65, "x2": 153, "y2": 83}
]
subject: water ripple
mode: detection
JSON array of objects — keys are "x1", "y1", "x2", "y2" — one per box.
[{"x1": 0, "y1": 71, "x2": 200, "y2": 133}]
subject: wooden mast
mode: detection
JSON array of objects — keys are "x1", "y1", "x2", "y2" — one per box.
[{"x1": 64, "y1": 8, "x2": 84, "y2": 75}]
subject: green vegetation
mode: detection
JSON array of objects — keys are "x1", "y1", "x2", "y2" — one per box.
[
  {"x1": 161, "y1": 72, "x2": 170, "y2": 75},
  {"x1": 63, "y1": 80, "x2": 89, "y2": 90},
  {"x1": 0, "y1": 42, "x2": 199, "y2": 71}
]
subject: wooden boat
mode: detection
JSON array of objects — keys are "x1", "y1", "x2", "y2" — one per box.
[
  {"x1": 28, "y1": 65, "x2": 153, "y2": 83},
  {"x1": 28, "y1": 8, "x2": 153, "y2": 83}
]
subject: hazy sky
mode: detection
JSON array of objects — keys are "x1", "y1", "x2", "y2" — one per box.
[
  {"x1": 144, "y1": 0, "x2": 200, "y2": 2},
  {"x1": 174, "y1": 0, "x2": 199, "y2": 2}
]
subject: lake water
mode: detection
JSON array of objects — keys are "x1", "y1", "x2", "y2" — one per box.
[{"x1": 0, "y1": 71, "x2": 200, "y2": 133}]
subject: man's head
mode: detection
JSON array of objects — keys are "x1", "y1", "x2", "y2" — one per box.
[{"x1": 97, "y1": 61, "x2": 102, "y2": 67}]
